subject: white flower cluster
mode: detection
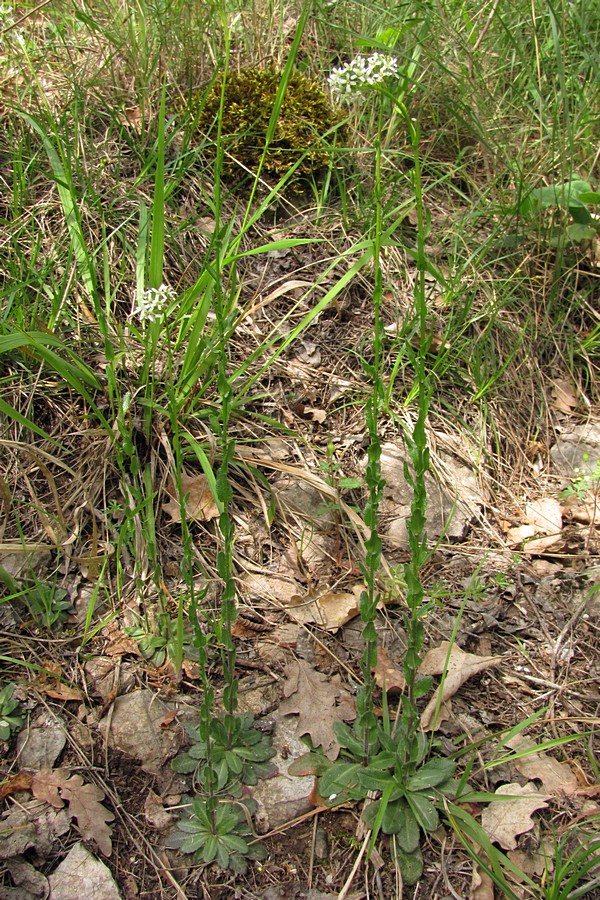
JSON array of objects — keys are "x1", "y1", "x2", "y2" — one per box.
[
  {"x1": 328, "y1": 53, "x2": 399, "y2": 99},
  {"x1": 133, "y1": 284, "x2": 175, "y2": 323}
]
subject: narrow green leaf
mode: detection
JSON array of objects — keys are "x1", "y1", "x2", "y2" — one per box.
[{"x1": 149, "y1": 85, "x2": 166, "y2": 290}]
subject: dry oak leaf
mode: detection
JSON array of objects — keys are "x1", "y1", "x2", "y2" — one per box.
[
  {"x1": 317, "y1": 587, "x2": 362, "y2": 631},
  {"x1": 480, "y1": 782, "x2": 549, "y2": 850},
  {"x1": 374, "y1": 645, "x2": 406, "y2": 694},
  {"x1": 40, "y1": 681, "x2": 84, "y2": 702},
  {"x1": 104, "y1": 622, "x2": 142, "y2": 658},
  {"x1": 508, "y1": 836, "x2": 555, "y2": 880},
  {"x1": 280, "y1": 659, "x2": 356, "y2": 760},
  {"x1": 419, "y1": 642, "x2": 503, "y2": 731},
  {"x1": 550, "y1": 377, "x2": 579, "y2": 414},
  {"x1": 561, "y1": 491, "x2": 600, "y2": 525},
  {"x1": 144, "y1": 790, "x2": 175, "y2": 831},
  {"x1": 0, "y1": 771, "x2": 33, "y2": 801},
  {"x1": 163, "y1": 469, "x2": 219, "y2": 523},
  {"x1": 507, "y1": 737, "x2": 580, "y2": 797},
  {"x1": 32, "y1": 660, "x2": 84, "y2": 702},
  {"x1": 32, "y1": 768, "x2": 114, "y2": 856}
]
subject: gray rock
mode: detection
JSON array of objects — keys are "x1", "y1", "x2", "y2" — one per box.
[
  {"x1": 0, "y1": 800, "x2": 70, "y2": 859},
  {"x1": 48, "y1": 843, "x2": 120, "y2": 900},
  {"x1": 252, "y1": 713, "x2": 314, "y2": 831},
  {"x1": 275, "y1": 479, "x2": 336, "y2": 528},
  {"x1": 550, "y1": 423, "x2": 600, "y2": 479},
  {"x1": 98, "y1": 690, "x2": 182, "y2": 773},
  {"x1": 5, "y1": 856, "x2": 49, "y2": 898},
  {"x1": 16, "y1": 714, "x2": 67, "y2": 770},
  {"x1": 84, "y1": 658, "x2": 135, "y2": 702},
  {"x1": 379, "y1": 436, "x2": 482, "y2": 547}
]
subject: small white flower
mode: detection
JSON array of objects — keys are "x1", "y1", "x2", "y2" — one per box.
[
  {"x1": 328, "y1": 53, "x2": 399, "y2": 100},
  {"x1": 133, "y1": 283, "x2": 175, "y2": 323}
]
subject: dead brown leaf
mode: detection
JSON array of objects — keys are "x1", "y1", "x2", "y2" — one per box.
[
  {"x1": 63, "y1": 776, "x2": 114, "y2": 856},
  {"x1": 122, "y1": 105, "x2": 142, "y2": 131},
  {"x1": 507, "y1": 737, "x2": 580, "y2": 797},
  {"x1": 163, "y1": 469, "x2": 219, "y2": 523},
  {"x1": 0, "y1": 771, "x2": 33, "y2": 801},
  {"x1": 32, "y1": 662, "x2": 83, "y2": 702},
  {"x1": 561, "y1": 491, "x2": 600, "y2": 525},
  {"x1": 419, "y1": 642, "x2": 503, "y2": 730},
  {"x1": 374, "y1": 646, "x2": 405, "y2": 693},
  {"x1": 242, "y1": 572, "x2": 305, "y2": 613},
  {"x1": 316, "y1": 587, "x2": 362, "y2": 631},
  {"x1": 470, "y1": 861, "x2": 495, "y2": 900},
  {"x1": 280, "y1": 659, "x2": 356, "y2": 759},
  {"x1": 144, "y1": 790, "x2": 175, "y2": 831},
  {"x1": 480, "y1": 782, "x2": 549, "y2": 850},
  {"x1": 32, "y1": 769, "x2": 69, "y2": 808},
  {"x1": 304, "y1": 406, "x2": 327, "y2": 424},
  {"x1": 32, "y1": 768, "x2": 114, "y2": 856},
  {"x1": 551, "y1": 377, "x2": 579, "y2": 414},
  {"x1": 507, "y1": 499, "x2": 563, "y2": 554},
  {"x1": 508, "y1": 836, "x2": 555, "y2": 880},
  {"x1": 41, "y1": 682, "x2": 84, "y2": 702},
  {"x1": 285, "y1": 585, "x2": 362, "y2": 631},
  {"x1": 104, "y1": 623, "x2": 142, "y2": 657}
]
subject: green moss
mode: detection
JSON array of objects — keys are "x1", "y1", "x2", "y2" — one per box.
[{"x1": 189, "y1": 67, "x2": 346, "y2": 192}]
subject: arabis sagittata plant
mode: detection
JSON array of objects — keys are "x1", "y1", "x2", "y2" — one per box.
[
  {"x1": 328, "y1": 53, "x2": 399, "y2": 99},
  {"x1": 133, "y1": 283, "x2": 176, "y2": 323}
]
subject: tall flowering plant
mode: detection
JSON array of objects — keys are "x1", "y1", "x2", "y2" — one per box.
[{"x1": 314, "y1": 49, "x2": 453, "y2": 889}]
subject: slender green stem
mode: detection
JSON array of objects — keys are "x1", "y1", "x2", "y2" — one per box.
[
  {"x1": 211, "y1": 11, "x2": 238, "y2": 722},
  {"x1": 357, "y1": 103, "x2": 386, "y2": 761}
]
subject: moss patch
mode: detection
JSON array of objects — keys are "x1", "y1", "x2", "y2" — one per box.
[{"x1": 189, "y1": 67, "x2": 346, "y2": 192}]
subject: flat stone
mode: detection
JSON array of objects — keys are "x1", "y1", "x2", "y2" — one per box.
[
  {"x1": 48, "y1": 842, "x2": 121, "y2": 900},
  {"x1": 16, "y1": 714, "x2": 67, "y2": 770},
  {"x1": 98, "y1": 690, "x2": 182, "y2": 774},
  {"x1": 275, "y1": 479, "x2": 336, "y2": 528},
  {"x1": 84, "y1": 658, "x2": 135, "y2": 702},
  {"x1": 379, "y1": 437, "x2": 482, "y2": 547},
  {"x1": 550, "y1": 424, "x2": 600, "y2": 480},
  {"x1": 252, "y1": 712, "x2": 314, "y2": 831},
  {"x1": 0, "y1": 548, "x2": 51, "y2": 580},
  {"x1": 5, "y1": 857, "x2": 49, "y2": 898}
]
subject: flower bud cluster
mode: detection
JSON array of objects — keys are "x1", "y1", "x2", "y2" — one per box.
[
  {"x1": 328, "y1": 53, "x2": 399, "y2": 98},
  {"x1": 133, "y1": 284, "x2": 175, "y2": 323}
]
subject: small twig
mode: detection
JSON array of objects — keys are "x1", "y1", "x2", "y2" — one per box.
[
  {"x1": 1, "y1": 0, "x2": 54, "y2": 34},
  {"x1": 548, "y1": 593, "x2": 591, "y2": 740},
  {"x1": 103, "y1": 657, "x2": 122, "y2": 778},
  {"x1": 337, "y1": 829, "x2": 370, "y2": 900},
  {"x1": 308, "y1": 810, "x2": 319, "y2": 888},
  {"x1": 471, "y1": 0, "x2": 502, "y2": 57}
]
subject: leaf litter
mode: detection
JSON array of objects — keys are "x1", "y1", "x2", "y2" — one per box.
[
  {"x1": 481, "y1": 782, "x2": 550, "y2": 851},
  {"x1": 279, "y1": 658, "x2": 357, "y2": 759},
  {"x1": 2, "y1": 34, "x2": 600, "y2": 899},
  {"x1": 32, "y1": 769, "x2": 115, "y2": 856}
]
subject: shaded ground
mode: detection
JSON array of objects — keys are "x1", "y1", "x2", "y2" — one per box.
[
  {"x1": 1, "y1": 13, "x2": 599, "y2": 891},
  {"x1": 1, "y1": 226, "x2": 599, "y2": 897}
]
